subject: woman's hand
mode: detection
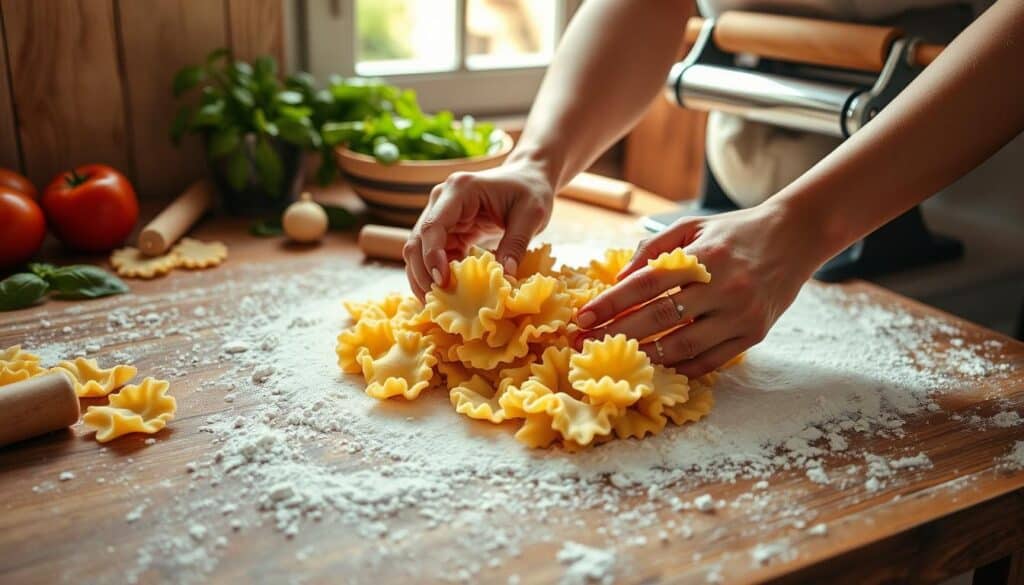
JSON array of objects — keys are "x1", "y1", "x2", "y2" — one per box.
[
  {"x1": 404, "y1": 157, "x2": 555, "y2": 299},
  {"x1": 575, "y1": 202, "x2": 824, "y2": 377}
]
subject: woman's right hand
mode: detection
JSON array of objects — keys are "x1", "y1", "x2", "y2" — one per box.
[{"x1": 404, "y1": 157, "x2": 556, "y2": 299}]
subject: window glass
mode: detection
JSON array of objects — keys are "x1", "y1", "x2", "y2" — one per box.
[
  {"x1": 355, "y1": 0, "x2": 458, "y2": 75},
  {"x1": 465, "y1": 0, "x2": 557, "y2": 70}
]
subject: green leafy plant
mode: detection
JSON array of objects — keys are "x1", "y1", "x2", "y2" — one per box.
[
  {"x1": 323, "y1": 109, "x2": 503, "y2": 165},
  {"x1": 172, "y1": 50, "x2": 325, "y2": 196},
  {"x1": 0, "y1": 263, "x2": 128, "y2": 311}
]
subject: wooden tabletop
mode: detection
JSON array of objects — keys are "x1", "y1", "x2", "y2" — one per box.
[{"x1": 1, "y1": 184, "x2": 1022, "y2": 585}]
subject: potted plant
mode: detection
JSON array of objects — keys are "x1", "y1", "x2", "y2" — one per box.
[{"x1": 171, "y1": 50, "x2": 322, "y2": 215}]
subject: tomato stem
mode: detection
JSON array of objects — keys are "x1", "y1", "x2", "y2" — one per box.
[{"x1": 65, "y1": 169, "x2": 90, "y2": 187}]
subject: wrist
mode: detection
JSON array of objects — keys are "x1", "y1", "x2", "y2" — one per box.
[
  {"x1": 505, "y1": 142, "x2": 566, "y2": 193},
  {"x1": 766, "y1": 193, "x2": 850, "y2": 273}
]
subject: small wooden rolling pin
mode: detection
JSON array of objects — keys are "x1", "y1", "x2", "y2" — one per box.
[
  {"x1": 137, "y1": 179, "x2": 216, "y2": 256},
  {"x1": 358, "y1": 224, "x2": 411, "y2": 262},
  {"x1": 0, "y1": 372, "x2": 80, "y2": 448},
  {"x1": 559, "y1": 172, "x2": 632, "y2": 211},
  {"x1": 683, "y1": 12, "x2": 945, "y2": 72}
]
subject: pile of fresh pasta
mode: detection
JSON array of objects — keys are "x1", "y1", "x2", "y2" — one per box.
[{"x1": 337, "y1": 245, "x2": 723, "y2": 450}]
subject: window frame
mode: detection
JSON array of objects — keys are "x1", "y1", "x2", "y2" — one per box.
[{"x1": 300, "y1": 0, "x2": 581, "y2": 115}]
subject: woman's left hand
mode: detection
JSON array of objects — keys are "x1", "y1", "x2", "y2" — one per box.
[{"x1": 574, "y1": 202, "x2": 825, "y2": 377}]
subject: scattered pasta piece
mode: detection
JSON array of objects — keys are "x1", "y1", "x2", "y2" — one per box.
[
  {"x1": 0, "y1": 345, "x2": 46, "y2": 386},
  {"x1": 82, "y1": 378, "x2": 177, "y2": 443},
  {"x1": 110, "y1": 247, "x2": 178, "y2": 278},
  {"x1": 647, "y1": 248, "x2": 712, "y2": 284},
  {"x1": 339, "y1": 245, "x2": 734, "y2": 449},
  {"x1": 172, "y1": 238, "x2": 228, "y2": 269},
  {"x1": 358, "y1": 330, "x2": 437, "y2": 400},
  {"x1": 51, "y1": 357, "x2": 137, "y2": 398}
]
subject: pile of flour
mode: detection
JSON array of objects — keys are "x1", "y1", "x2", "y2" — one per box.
[{"x1": 15, "y1": 254, "x2": 1021, "y2": 585}]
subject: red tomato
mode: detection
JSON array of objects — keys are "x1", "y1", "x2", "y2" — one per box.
[
  {"x1": 0, "y1": 168, "x2": 37, "y2": 200},
  {"x1": 42, "y1": 164, "x2": 139, "y2": 252},
  {"x1": 0, "y1": 187, "x2": 46, "y2": 269}
]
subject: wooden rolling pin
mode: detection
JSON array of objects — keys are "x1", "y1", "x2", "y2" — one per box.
[
  {"x1": 137, "y1": 179, "x2": 215, "y2": 256},
  {"x1": 683, "y1": 12, "x2": 945, "y2": 72},
  {"x1": 358, "y1": 224, "x2": 411, "y2": 262},
  {"x1": 0, "y1": 372, "x2": 80, "y2": 448},
  {"x1": 559, "y1": 172, "x2": 632, "y2": 211}
]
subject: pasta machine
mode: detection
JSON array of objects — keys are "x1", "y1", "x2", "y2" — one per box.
[{"x1": 648, "y1": 11, "x2": 964, "y2": 281}]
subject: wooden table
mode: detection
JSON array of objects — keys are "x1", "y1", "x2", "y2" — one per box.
[{"x1": 1, "y1": 185, "x2": 1022, "y2": 585}]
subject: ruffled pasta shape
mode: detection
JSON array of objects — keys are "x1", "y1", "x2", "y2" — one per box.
[
  {"x1": 569, "y1": 334, "x2": 654, "y2": 409},
  {"x1": 336, "y1": 319, "x2": 395, "y2": 374},
  {"x1": 612, "y1": 366, "x2": 689, "y2": 439},
  {"x1": 358, "y1": 331, "x2": 437, "y2": 400},
  {"x1": 343, "y1": 293, "x2": 406, "y2": 322},
  {"x1": 339, "y1": 244, "x2": 724, "y2": 450},
  {"x1": 52, "y1": 358, "x2": 138, "y2": 398},
  {"x1": 0, "y1": 345, "x2": 45, "y2": 386},
  {"x1": 83, "y1": 378, "x2": 176, "y2": 443},
  {"x1": 646, "y1": 248, "x2": 712, "y2": 284},
  {"x1": 425, "y1": 250, "x2": 510, "y2": 340},
  {"x1": 449, "y1": 375, "x2": 507, "y2": 423},
  {"x1": 586, "y1": 248, "x2": 633, "y2": 285},
  {"x1": 516, "y1": 243, "x2": 557, "y2": 279},
  {"x1": 663, "y1": 381, "x2": 715, "y2": 426}
]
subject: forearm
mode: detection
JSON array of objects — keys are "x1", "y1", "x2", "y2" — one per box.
[
  {"x1": 509, "y1": 0, "x2": 690, "y2": 190},
  {"x1": 772, "y1": 0, "x2": 1024, "y2": 265}
]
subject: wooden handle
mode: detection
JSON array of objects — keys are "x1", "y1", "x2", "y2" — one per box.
[
  {"x1": 137, "y1": 179, "x2": 215, "y2": 256},
  {"x1": 0, "y1": 372, "x2": 80, "y2": 448},
  {"x1": 558, "y1": 172, "x2": 633, "y2": 211},
  {"x1": 683, "y1": 13, "x2": 944, "y2": 73},
  {"x1": 358, "y1": 224, "x2": 411, "y2": 262},
  {"x1": 913, "y1": 42, "x2": 944, "y2": 67}
]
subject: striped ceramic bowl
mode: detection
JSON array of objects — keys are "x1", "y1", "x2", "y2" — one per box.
[{"x1": 335, "y1": 130, "x2": 514, "y2": 227}]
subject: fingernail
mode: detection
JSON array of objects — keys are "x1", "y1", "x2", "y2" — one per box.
[
  {"x1": 431, "y1": 268, "x2": 443, "y2": 285},
  {"x1": 577, "y1": 310, "x2": 596, "y2": 328},
  {"x1": 502, "y1": 257, "x2": 518, "y2": 276}
]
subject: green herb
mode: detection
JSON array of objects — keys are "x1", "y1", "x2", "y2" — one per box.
[
  {"x1": 0, "y1": 264, "x2": 127, "y2": 311},
  {"x1": 250, "y1": 218, "x2": 284, "y2": 237},
  {"x1": 323, "y1": 205, "x2": 357, "y2": 231},
  {"x1": 0, "y1": 273, "x2": 50, "y2": 311},
  {"x1": 46, "y1": 265, "x2": 130, "y2": 299},
  {"x1": 324, "y1": 110, "x2": 501, "y2": 164}
]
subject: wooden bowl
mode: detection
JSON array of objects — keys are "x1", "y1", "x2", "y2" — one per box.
[{"x1": 335, "y1": 130, "x2": 514, "y2": 227}]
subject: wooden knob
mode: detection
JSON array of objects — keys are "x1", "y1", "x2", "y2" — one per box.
[
  {"x1": 358, "y1": 224, "x2": 411, "y2": 262},
  {"x1": 0, "y1": 372, "x2": 80, "y2": 448}
]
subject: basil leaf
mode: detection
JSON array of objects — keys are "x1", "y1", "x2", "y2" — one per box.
[
  {"x1": 250, "y1": 218, "x2": 283, "y2": 237},
  {"x1": 46, "y1": 265, "x2": 129, "y2": 299},
  {"x1": 28, "y1": 262, "x2": 57, "y2": 279},
  {"x1": 323, "y1": 205, "x2": 356, "y2": 231},
  {"x1": 0, "y1": 273, "x2": 50, "y2": 311}
]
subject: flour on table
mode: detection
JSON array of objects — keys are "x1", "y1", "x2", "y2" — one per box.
[{"x1": 9, "y1": 252, "x2": 1020, "y2": 585}]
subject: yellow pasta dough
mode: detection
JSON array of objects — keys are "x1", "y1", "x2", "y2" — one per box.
[
  {"x1": 338, "y1": 245, "x2": 734, "y2": 450},
  {"x1": 172, "y1": 238, "x2": 228, "y2": 269},
  {"x1": 52, "y1": 357, "x2": 137, "y2": 398},
  {"x1": 110, "y1": 247, "x2": 179, "y2": 278},
  {"x1": 83, "y1": 377, "x2": 177, "y2": 443},
  {"x1": 0, "y1": 345, "x2": 46, "y2": 386}
]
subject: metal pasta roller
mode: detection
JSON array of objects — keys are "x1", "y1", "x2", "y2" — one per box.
[{"x1": 647, "y1": 11, "x2": 964, "y2": 281}]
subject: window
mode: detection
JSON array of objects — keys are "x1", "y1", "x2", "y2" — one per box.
[{"x1": 300, "y1": 0, "x2": 580, "y2": 115}]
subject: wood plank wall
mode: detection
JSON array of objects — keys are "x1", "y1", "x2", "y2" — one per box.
[{"x1": 0, "y1": 0, "x2": 283, "y2": 203}]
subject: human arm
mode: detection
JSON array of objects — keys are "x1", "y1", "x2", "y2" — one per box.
[
  {"x1": 403, "y1": 0, "x2": 692, "y2": 298},
  {"x1": 579, "y1": 0, "x2": 1024, "y2": 375}
]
